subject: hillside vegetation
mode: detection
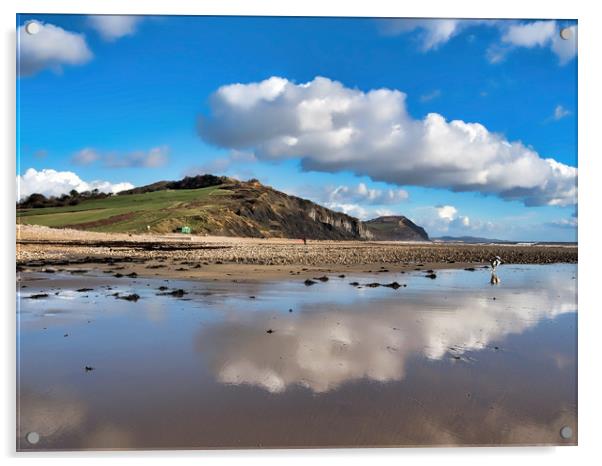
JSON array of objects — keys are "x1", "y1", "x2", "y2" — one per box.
[
  {"x1": 18, "y1": 184, "x2": 236, "y2": 234},
  {"x1": 17, "y1": 177, "x2": 369, "y2": 239},
  {"x1": 17, "y1": 175, "x2": 430, "y2": 241}
]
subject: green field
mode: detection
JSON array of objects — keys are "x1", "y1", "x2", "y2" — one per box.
[{"x1": 17, "y1": 186, "x2": 232, "y2": 233}]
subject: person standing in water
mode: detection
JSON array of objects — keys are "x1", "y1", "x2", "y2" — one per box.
[{"x1": 490, "y1": 256, "x2": 502, "y2": 285}]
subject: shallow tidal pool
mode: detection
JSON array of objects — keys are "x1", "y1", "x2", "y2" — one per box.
[{"x1": 17, "y1": 264, "x2": 577, "y2": 450}]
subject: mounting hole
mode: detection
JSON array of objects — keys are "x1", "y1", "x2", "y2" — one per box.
[
  {"x1": 25, "y1": 21, "x2": 41, "y2": 35},
  {"x1": 560, "y1": 27, "x2": 572, "y2": 40},
  {"x1": 26, "y1": 431, "x2": 40, "y2": 444},
  {"x1": 560, "y1": 425, "x2": 573, "y2": 439}
]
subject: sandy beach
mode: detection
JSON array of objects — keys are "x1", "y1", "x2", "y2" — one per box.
[{"x1": 17, "y1": 225, "x2": 577, "y2": 282}]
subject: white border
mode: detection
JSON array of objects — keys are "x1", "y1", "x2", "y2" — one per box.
[{"x1": 3, "y1": 1, "x2": 601, "y2": 464}]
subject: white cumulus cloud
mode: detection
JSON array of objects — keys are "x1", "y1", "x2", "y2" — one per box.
[
  {"x1": 435, "y1": 205, "x2": 458, "y2": 221},
  {"x1": 198, "y1": 76, "x2": 577, "y2": 207},
  {"x1": 324, "y1": 202, "x2": 370, "y2": 220},
  {"x1": 417, "y1": 204, "x2": 493, "y2": 235},
  {"x1": 500, "y1": 21, "x2": 577, "y2": 65},
  {"x1": 550, "y1": 25, "x2": 578, "y2": 65},
  {"x1": 378, "y1": 19, "x2": 577, "y2": 65},
  {"x1": 436, "y1": 205, "x2": 471, "y2": 229},
  {"x1": 17, "y1": 22, "x2": 93, "y2": 77},
  {"x1": 88, "y1": 15, "x2": 141, "y2": 41},
  {"x1": 382, "y1": 19, "x2": 462, "y2": 50},
  {"x1": 502, "y1": 20, "x2": 556, "y2": 47},
  {"x1": 549, "y1": 216, "x2": 578, "y2": 229},
  {"x1": 378, "y1": 19, "x2": 491, "y2": 51},
  {"x1": 17, "y1": 168, "x2": 134, "y2": 200},
  {"x1": 328, "y1": 183, "x2": 408, "y2": 205}
]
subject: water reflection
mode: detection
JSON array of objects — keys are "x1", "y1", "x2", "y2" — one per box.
[
  {"x1": 18, "y1": 389, "x2": 134, "y2": 449},
  {"x1": 198, "y1": 268, "x2": 575, "y2": 393},
  {"x1": 18, "y1": 388, "x2": 87, "y2": 441},
  {"x1": 490, "y1": 271, "x2": 501, "y2": 285},
  {"x1": 17, "y1": 265, "x2": 577, "y2": 449}
]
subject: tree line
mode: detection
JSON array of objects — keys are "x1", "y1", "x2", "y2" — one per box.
[{"x1": 17, "y1": 189, "x2": 112, "y2": 209}]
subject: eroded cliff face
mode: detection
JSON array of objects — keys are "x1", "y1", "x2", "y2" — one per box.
[
  {"x1": 145, "y1": 179, "x2": 425, "y2": 240},
  {"x1": 364, "y1": 216, "x2": 430, "y2": 241},
  {"x1": 306, "y1": 207, "x2": 374, "y2": 240},
  {"x1": 227, "y1": 182, "x2": 373, "y2": 240}
]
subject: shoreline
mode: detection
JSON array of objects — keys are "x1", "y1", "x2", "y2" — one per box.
[
  {"x1": 17, "y1": 224, "x2": 577, "y2": 282},
  {"x1": 17, "y1": 260, "x2": 490, "y2": 284}
]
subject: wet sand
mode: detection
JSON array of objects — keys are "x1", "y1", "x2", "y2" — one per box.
[
  {"x1": 17, "y1": 225, "x2": 577, "y2": 282},
  {"x1": 17, "y1": 264, "x2": 577, "y2": 450}
]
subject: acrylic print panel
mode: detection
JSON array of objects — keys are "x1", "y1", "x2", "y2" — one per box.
[{"x1": 16, "y1": 14, "x2": 578, "y2": 451}]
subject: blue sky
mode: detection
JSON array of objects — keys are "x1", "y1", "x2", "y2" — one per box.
[{"x1": 16, "y1": 15, "x2": 577, "y2": 241}]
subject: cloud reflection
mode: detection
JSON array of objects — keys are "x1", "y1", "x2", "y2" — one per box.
[
  {"x1": 18, "y1": 388, "x2": 134, "y2": 450},
  {"x1": 198, "y1": 274, "x2": 576, "y2": 393}
]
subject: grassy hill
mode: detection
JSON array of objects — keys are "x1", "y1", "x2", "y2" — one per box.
[
  {"x1": 17, "y1": 185, "x2": 230, "y2": 233},
  {"x1": 17, "y1": 177, "x2": 376, "y2": 239}
]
